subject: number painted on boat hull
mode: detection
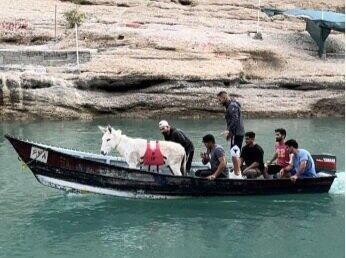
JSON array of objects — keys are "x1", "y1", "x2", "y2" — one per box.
[{"x1": 30, "y1": 147, "x2": 48, "y2": 163}]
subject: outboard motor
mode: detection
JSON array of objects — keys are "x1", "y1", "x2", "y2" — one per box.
[{"x1": 312, "y1": 154, "x2": 337, "y2": 174}]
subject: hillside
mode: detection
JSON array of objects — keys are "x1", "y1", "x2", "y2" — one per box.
[{"x1": 0, "y1": 0, "x2": 344, "y2": 120}]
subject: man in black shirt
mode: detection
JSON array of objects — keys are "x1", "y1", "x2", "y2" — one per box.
[
  {"x1": 217, "y1": 91, "x2": 244, "y2": 177},
  {"x1": 240, "y1": 131, "x2": 264, "y2": 178},
  {"x1": 159, "y1": 120, "x2": 195, "y2": 173}
]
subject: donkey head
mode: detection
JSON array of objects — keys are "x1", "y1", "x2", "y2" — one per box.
[{"x1": 98, "y1": 125, "x2": 122, "y2": 155}]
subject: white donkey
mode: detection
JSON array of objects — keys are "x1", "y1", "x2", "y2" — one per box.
[{"x1": 98, "y1": 125, "x2": 186, "y2": 176}]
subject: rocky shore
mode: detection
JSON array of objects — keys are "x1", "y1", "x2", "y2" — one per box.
[{"x1": 0, "y1": 0, "x2": 344, "y2": 120}]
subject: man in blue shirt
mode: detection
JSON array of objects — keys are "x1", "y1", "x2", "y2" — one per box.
[{"x1": 283, "y1": 139, "x2": 316, "y2": 182}]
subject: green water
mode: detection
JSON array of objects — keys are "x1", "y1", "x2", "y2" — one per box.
[{"x1": 0, "y1": 118, "x2": 344, "y2": 258}]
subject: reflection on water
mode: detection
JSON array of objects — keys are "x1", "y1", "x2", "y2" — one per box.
[
  {"x1": 3, "y1": 193, "x2": 343, "y2": 258},
  {"x1": 0, "y1": 118, "x2": 344, "y2": 258}
]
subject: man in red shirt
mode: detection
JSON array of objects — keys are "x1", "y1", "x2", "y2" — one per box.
[{"x1": 264, "y1": 128, "x2": 292, "y2": 178}]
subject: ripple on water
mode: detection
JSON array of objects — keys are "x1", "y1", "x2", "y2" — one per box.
[{"x1": 329, "y1": 172, "x2": 345, "y2": 195}]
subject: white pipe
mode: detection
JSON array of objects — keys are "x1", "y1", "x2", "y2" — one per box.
[
  {"x1": 75, "y1": 23, "x2": 80, "y2": 71},
  {"x1": 54, "y1": 4, "x2": 57, "y2": 41},
  {"x1": 257, "y1": 0, "x2": 261, "y2": 33}
]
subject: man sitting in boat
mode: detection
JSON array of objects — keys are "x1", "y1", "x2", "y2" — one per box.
[
  {"x1": 263, "y1": 128, "x2": 293, "y2": 178},
  {"x1": 159, "y1": 120, "x2": 195, "y2": 172},
  {"x1": 281, "y1": 139, "x2": 317, "y2": 182},
  {"x1": 197, "y1": 134, "x2": 230, "y2": 180},
  {"x1": 240, "y1": 131, "x2": 265, "y2": 179}
]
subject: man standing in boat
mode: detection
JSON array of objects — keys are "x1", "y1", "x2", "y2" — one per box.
[
  {"x1": 217, "y1": 91, "x2": 244, "y2": 178},
  {"x1": 159, "y1": 120, "x2": 195, "y2": 173}
]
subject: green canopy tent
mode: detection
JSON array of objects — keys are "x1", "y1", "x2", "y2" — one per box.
[{"x1": 262, "y1": 8, "x2": 345, "y2": 57}]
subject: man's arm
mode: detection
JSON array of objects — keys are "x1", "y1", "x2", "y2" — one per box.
[
  {"x1": 296, "y1": 161, "x2": 307, "y2": 177},
  {"x1": 291, "y1": 161, "x2": 307, "y2": 182},
  {"x1": 280, "y1": 163, "x2": 293, "y2": 173},
  {"x1": 267, "y1": 153, "x2": 278, "y2": 165},
  {"x1": 291, "y1": 152, "x2": 308, "y2": 182},
  {"x1": 173, "y1": 130, "x2": 187, "y2": 148},
  {"x1": 279, "y1": 153, "x2": 294, "y2": 176},
  {"x1": 201, "y1": 153, "x2": 210, "y2": 165},
  {"x1": 226, "y1": 105, "x2": 239, "y2": 136},
  {"x1": 243, "y1": 162, "x2": 259, "y2": 172},
  {"x1": 207, "y1": 156, "x2": 227, "y2": 180},
  {"x1": 239, "y1": 157, "x2": 244, "y2": 167}
]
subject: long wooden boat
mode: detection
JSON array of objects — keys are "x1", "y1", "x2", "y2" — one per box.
[{"x1": 5, "y1": 135, "x2": 337, "y2": 198}]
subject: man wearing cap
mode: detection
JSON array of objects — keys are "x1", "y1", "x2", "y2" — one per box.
[{"x1": 159, "y1": 120, "x2": 195, "y2": 173}]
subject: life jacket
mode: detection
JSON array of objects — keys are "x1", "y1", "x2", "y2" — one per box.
[{"x1": 141, "y1": 141, "x2": 165, "y2": 166}]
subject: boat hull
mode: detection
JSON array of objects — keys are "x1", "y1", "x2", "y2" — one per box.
[{"x1": 5, "y1": 135, "x2": 336, "y2": 197}]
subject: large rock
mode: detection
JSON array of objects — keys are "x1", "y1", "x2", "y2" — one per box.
[{"x1": 0, "y1": 0, "x2": 344, "y2": 120}]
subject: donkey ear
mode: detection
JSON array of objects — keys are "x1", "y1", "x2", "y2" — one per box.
[
  {"x1": 98, "y1": 126, "x2": 107, "y2": 133},
  {"x1": 107, "y1": 125, "x2": 112, "y2": 134}
]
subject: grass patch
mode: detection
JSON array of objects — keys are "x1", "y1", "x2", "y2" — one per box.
[{"x1": 63, "y1": 9, "x2": 86, "y2": 28}]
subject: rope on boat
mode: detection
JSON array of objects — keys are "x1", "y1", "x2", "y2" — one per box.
[
  {"x1": 18, "y1": 151, "x2": 45, "y2": 172},
  {"x1": 17, "y1": 157, "x2": 27, "y2": 172}
]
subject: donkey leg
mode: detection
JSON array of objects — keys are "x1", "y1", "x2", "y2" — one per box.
[
  {"x1": 127, "y1": 152, "x2": 140, "y2": 169},
  {"x1": 127, "y1": 159, "x2": 138, "y2": 169},
  {"x1": 169, "y1": 163, "x2": 182, "y2": 176},
  {"x1": 128, "y1": 162, "x2": 137, "y2": 169}
]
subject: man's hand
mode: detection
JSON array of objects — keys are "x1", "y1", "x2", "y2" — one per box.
[
  {"x1": 200, "y1": 152, "x2": 209, "y2": 160},
  {"x1": 265, "y1": 160, "x2": 272, "y2": 167},
  {"x1": 221, "y1": 130, "x2": 230, "y2": 140},
  {"x1": 200, "y1": 152, "x2": 209, "y2": 165},
  {"x1": 290, "y1": 174, "x2": 298, "y2": 183},
  {"x1": 279, "y1": 168, "x2": 285, "y2": 177},
  {"x1": 206, "y1": 174, "x2": 216, "y2": 180}
]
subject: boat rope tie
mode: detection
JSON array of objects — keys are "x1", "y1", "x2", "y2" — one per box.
[{"x1": 18, "y1": 151, "x2": 46, "y2": 172}]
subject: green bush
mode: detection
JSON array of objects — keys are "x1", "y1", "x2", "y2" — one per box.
[{"x1": 63, "y1": 9, "x2": 86, "y2": 29}]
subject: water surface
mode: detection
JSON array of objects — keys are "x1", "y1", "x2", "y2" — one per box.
[{"x1": 0, "y1": 118, "x2": 344, "y2": 258}]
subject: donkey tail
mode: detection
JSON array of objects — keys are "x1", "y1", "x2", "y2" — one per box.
[{"x1": 180, "y1": 152, "x2": 187, "y2": 176}]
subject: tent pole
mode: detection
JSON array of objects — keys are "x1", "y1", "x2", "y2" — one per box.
[
  {"x1": 257, "y1": 0, "x2": 261, "y2": 33},
  {"x1": 75, "y1": 23, "x2": 80, "y2": 71}
]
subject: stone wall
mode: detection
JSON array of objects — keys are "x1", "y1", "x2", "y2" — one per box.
[{"x1": 0, "y1": 49, "x2": 96, "y2": 66}]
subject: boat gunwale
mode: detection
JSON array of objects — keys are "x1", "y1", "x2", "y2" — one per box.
[{"x1": 4, "y1": 134, "x2": 337, "y2": 183}]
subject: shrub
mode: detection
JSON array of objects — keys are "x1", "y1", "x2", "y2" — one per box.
[
  {"x1": 171, "y1": 0, "x2": 197, "y2": 6},
  {"x1": 60, "y1": 0, "x2": 92, "y2": 4},
  {"x1": 325, "y1": 36, "x2": 345, "y2": 53},
  {"x1": 63, "y1": 9, "x2": 86, "y2": 29},
  {"x1": 73, "y1": 0, "x2": 92, "y2": 4}
]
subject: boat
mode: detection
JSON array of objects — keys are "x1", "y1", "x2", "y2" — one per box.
[{"x1": 5, "y1": 134, "x2": 337, "y2": 198}]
